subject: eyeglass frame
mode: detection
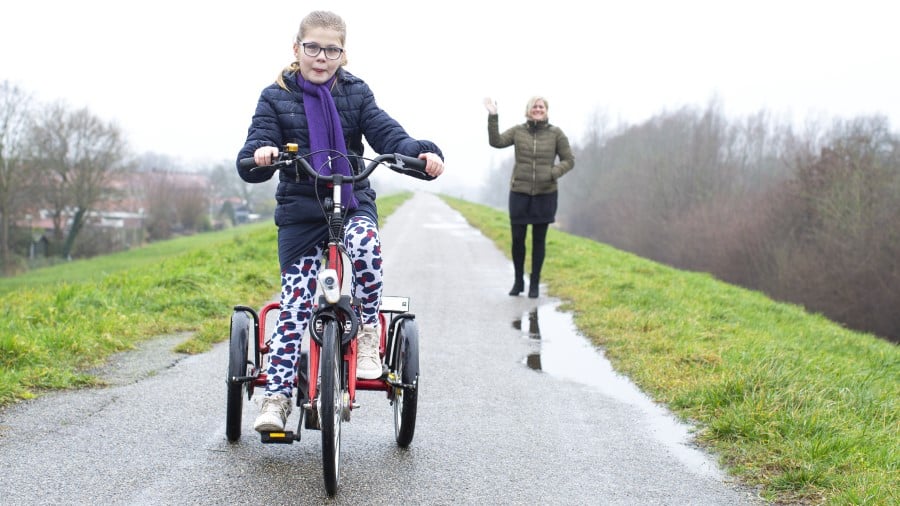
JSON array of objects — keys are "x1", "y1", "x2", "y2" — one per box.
[{"x1": 299, "y1": 42, "x2": 344, "y2": 60}]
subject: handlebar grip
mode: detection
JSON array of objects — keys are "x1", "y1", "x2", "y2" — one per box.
[
  {"x1": 393, "y1": 154, "x2": 427, "y2": 171},
  {"x1": 238, "y1": 157, "x2": 257, "y2": 170},
  {"x1": 387, "y1": 153, "x2": 435, "y2": 180}
]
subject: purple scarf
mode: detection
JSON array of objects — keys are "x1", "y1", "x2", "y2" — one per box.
[{"x1": 298, "y1": 73, "x2": 358, "y2": 209}]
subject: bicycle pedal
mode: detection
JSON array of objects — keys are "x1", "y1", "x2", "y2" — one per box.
[
  {"x1": 260, "y1": 431, "x2": 297, "y2": 444},
  {"x1": 302, "y1": 404, "x2": 321, "y2": 431}
]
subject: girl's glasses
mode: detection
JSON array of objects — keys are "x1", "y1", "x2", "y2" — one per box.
[{"x1": 301, "y1": 42, "x2": 344, "y2": 60}]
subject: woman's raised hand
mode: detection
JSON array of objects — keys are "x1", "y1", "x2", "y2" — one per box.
[{"x1": 483, "y1": 97, "x2": 497, "y2": 115}]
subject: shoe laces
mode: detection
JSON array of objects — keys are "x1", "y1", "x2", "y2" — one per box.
[
  {"x1": 358, "y1": 325, "x2": 379, "y2": 359},
  {"x1": 261, "y1": 396, "x2": 290, "y2": 417}
]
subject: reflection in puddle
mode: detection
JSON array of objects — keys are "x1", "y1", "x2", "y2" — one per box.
[
  {"x1": 513, "y1": 303, "x2": 724, "y2": 479},
  {"x1": 524, "y1": 352, "x2": 541, "y2": 370},
  {"x1": 513, "y1": 308, "x2": 542, "y2": 369}
]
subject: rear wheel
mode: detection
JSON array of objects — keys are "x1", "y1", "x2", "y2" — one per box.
[
  {"x1": 319, "y1": 320, "x2": 343, "y2": 495},
  {"x1": 226, "y1": 311, "x2": 251, "y2": 442},
  {"x1": 393, "y1": 318, "x2": 419, "y2": 447}
]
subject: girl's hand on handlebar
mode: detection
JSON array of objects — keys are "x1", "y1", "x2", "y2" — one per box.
[
  {"x1": 419, "y1": 152, "x2": 444, "y2": 178},
  {"x1": 254, "y1": 146, "x2": 280, "y2": 167}
]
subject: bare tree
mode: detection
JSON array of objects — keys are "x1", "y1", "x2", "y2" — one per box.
[
  {"x1": 208, "y1": 161, "x2": 258, "y2": 215},
  {"x1": 0, "y1": 81, "x2": 36, "y2": 274},
  {"x1": 173, "y1": 182, "x2": 210, "y2": 232},
  {"x1": 206, "y1": 160, "x2": 279, "y2": 220},
  {"x1": 557, "y1": 102, "x2": 900, "y2": 342},
  {"x1": 29, "y1": 102, "x2": 130, "y2": 258},
  {"x1": 477, "y1": 154, "x2": 514, "y2": 210},
  {"x1": 775, "y1": 116, "x2": 900, "y2": 338},
  {"x1": 140, "y1": 171, "x2": 177, "y2": 241}
]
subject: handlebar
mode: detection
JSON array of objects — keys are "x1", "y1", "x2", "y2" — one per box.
[{"x1": 238, "y1": 148, "x2": 430, "y2": 184}]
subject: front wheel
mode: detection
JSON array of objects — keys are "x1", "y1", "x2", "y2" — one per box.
[
  {"x1": 393, "y1": 318, "x2": 419, "y2": 447},
  {"x1": 226, "y1": 311, "x2": 251, "y2": 442},
  {"x1": 319, "y1": 320, "x2": 343, "y2": 496}
]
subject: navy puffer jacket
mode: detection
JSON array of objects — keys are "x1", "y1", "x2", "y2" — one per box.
[{"x1": 236, "y1": 67, "x2": 443, "y2": 270}]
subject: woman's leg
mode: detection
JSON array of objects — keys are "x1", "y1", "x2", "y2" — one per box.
[
  {"x1": 529, "y1": 223, "x2": 549, "y2": 298},
  {"x1": 510, "y1": 223, "x2": 527, "y2": 295}
]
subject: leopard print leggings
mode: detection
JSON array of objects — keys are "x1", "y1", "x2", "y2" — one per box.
[{"x1": 264, "y1": 215, "x2": 382, "y2": 398}]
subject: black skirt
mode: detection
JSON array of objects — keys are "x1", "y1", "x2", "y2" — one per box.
[{"x1": 509, "y1": 191, "x2": 558, "y2": 225}]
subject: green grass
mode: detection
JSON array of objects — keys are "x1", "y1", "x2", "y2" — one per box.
[
  {"x1": 0, "y1": 191, "x2": 412, "y2": 404},
  {"x1": 2, "y1": 192, "x2": 895, "y2": 504},
  {"x1": 441, "y1": 196, "x2": 898, "y2": 506},
  {"x1": 0, "y1": 226, "x2": 267, "y2": 295},
  {"x1": 0, "y1": 221, "x2": 281, "y2": 402}
]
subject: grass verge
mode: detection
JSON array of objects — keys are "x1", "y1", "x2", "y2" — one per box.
[
  {"x1": 441, "y1": 195, "x2": 898, "y2": 506},
  {"x1": 2, "y1": 191, "x2": 894, "y2": 504},
  {"x1": 0, "y1": 192, "x2": 412, "y2": 404}
]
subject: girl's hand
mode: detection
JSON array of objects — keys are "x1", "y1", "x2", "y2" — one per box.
[
  {"x1": 483, "y1": 97, "x2": 497, "y2": 115},
  {"x1": 419, "y1": 152, "x2": 444, "y2": 178},
  {"x1": 254, "y1": 146, "x2": 279, "y2": 166}
]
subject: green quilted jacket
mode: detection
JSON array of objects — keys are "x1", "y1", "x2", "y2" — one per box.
[{"x1": 488, "y1": 114, "x2": 575, "y2": 195}]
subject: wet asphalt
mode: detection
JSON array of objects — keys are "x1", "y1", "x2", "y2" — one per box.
[{"x1": 0, "y1": 192, "x2": 764, "y2": 505}]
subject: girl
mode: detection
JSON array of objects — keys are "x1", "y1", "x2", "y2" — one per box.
[{"x1": 237, "y1": 10, "x2": 444, "y2": 432}]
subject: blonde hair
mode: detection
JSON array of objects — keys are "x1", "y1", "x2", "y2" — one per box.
[
  {"x1": 524, "y1": 96, "x2": 549, "y2": 119},
  {"x1": 276, "y1": 11, "x2": 348, "y2": 90}
]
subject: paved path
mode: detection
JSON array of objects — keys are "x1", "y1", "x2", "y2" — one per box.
[{"x1": 0, "y1": 192, "x2": 763, "y2": 505}]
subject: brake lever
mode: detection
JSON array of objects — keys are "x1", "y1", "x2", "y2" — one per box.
[{"x1": 249, "y1": 158, "x2": 293, "y2": 173}]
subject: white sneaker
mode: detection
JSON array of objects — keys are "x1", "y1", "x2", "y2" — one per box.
[
  {"x1": 253, "y1": 395, "x2": 291, "y2": 432},
  {"x1": 356, "y1": 324, "x2": 383, "y2": 379}
]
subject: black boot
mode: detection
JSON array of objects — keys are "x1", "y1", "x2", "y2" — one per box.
[
  {"x1": 528, "y1": 273, "x2": 540, "y2": 298},
  {"x1": 509, "y1": 278, "x2": 524, "y2": 296}
]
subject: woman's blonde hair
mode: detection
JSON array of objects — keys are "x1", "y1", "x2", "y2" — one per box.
[
  {"x1": 524, "y1": 96, "x2": 549, "y2": 119},
  {"x1": 276, "y1": 11, "x2": 348, "y2": 90}
]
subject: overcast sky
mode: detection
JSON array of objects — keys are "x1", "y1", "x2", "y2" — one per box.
[{"x1": 2, "y1": 0, "x2": 898, "y2": 198}]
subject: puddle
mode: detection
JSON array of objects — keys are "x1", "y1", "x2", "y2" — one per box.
[{"x1": 514, "y1": 303, "x2": 724, "y2": 479}]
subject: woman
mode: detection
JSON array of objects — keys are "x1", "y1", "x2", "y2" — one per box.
[
  {"x1": 237, "y1": 10, "x2": 444, "y2": 433},
  {"x1": 484, "y1": 96, "x2": 574, "y2": 298}
]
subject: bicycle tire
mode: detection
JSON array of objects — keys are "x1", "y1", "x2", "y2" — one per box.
[
  {"x1": 319, "y1": 320, "x2": 343, "y2": 495},
  {"x1": 226, "y1": 311, "x2": 251, "y2": 442},
  {"x1": 393, "y1": 318, "x2": 419, "y2": 447}
]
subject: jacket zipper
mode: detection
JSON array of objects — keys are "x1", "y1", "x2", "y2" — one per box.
[{"x1": 531, "y1": 133, "x2": 537, "y2": 194}]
